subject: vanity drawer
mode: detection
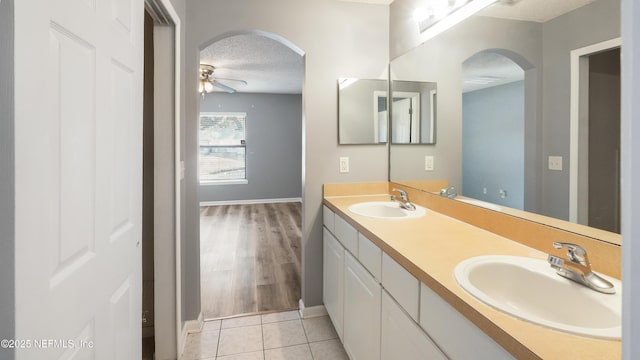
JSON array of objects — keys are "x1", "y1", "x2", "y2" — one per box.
[
  {"x1": 335, "y1": 215, "x2": 358, "y2": 256},
  {"x1": 420, "y1": 283, "x2": 514, "y2": 360},
  {"x1": 323, "y1": 205, "x2": 335, "y2": 233},
  {"x1": 358, "y1": 233, "x2": 382, "y2": 281},
  {"x1": 382, "y1": 252, "x2": 419, "y2": 321}
]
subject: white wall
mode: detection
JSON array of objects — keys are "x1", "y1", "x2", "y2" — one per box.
[
  {"x1": 621, "y1": 0, "x2": 640, "y2": 358},
  {"x1": 184, "y1": 0, "x2": 390, "y2": 320}
]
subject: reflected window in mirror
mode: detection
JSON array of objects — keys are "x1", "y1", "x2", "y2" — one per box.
[
  {"x1": 338, "y1": 78, "x2": 388, "y2": 145},
  {"x1": 391, "y1": 80, "x2": 437, "y2": 144}
]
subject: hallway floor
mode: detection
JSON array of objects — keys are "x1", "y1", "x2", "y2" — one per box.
[
  {"x1": 181, "y1": 310, "x2": 349, "y2": 360},
  {"x1": 200, "y1": 203, "x2": 302, "y2": 319}
]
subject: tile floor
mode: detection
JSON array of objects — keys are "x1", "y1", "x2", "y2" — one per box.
[{"x1": 181, "y1": 310, "x2": 350, "y2": 360}]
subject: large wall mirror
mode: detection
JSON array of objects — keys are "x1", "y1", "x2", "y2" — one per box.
[
  {"x1": 390, "y1": 0, "x2": 621, "y2": 241},
  {"x1": 338, "y1": 78, "x2": 388, "y2": 145}
]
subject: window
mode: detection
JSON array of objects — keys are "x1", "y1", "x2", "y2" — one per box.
[{"x1": 199, "y1": 112, "x2": 247, "y2": 184}]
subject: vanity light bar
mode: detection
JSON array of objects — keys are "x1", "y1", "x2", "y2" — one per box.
[{"x1": 414, "y1": 0, "x2": 498, "y2": 40}]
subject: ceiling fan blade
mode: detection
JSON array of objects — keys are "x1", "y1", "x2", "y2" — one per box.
[
  {"x1": 212, "y1": 80, "x2": 237, "y2": 93},
  {"x1": 215, "y1": 77, "x2": 248, "y2": 85}
]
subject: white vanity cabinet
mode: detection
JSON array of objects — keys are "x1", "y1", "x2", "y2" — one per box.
[
  {"x1": 343, "y1": 252, "x2": 381, "y2": 360},
  {"x1": 323, "y1": 227, "x2": 344, "y2": 340},
  {"x1": 323, "y1": 206, "x2": 502, "y2": 360},
  {"x1": 381, "y1": 290, "x2": 447, "y2": 360},
  {"x1": 419, "y1": 283, "x2": 515, "y2": 360}
]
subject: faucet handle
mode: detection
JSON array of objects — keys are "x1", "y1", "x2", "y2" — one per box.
[
  {"x1": 552, "y1": 242, "x2": 588, "y2": 265},
  {"x1": 391, "y1": 188, "x2": 408, "y2": 200}
]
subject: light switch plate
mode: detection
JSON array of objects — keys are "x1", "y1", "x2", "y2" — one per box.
[
  {"x1": 425, "y1": 155, "x2": 434, "y2": 171},
  {"x1": 339, "y1": 157, "x2": 350, "y2": 173},
  {"x1": 548, "y1": 156, "x2": 563, "y2": 171}
]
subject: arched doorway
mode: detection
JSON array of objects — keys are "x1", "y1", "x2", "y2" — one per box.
[
  {"x1": 197, "y1": 31, "x2": 305, "y2": 320},
  {"x1": 461, "y1": 49, "x2": 533, "y2": 210}
]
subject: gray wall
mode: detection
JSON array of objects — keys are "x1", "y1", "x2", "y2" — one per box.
[
  {"x1": 199, "y1": 93, "x2": 303, "y2": 202},
  {"x1": 462, "y1": 81, "x2": 525, "y2": 209},
  {"x1": 185, "y1": 0, "x2": 389, "y2": 319},
  {"x1": 0, "y1": 0, "x2": 14, "y2": 359},
  {"x1": 541, "y1": 0, "x2": 621, "y2": 220}
]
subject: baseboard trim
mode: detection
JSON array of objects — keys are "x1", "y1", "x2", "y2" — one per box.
[
  {"x1": 179, "y1": 312, "x2": 203, "y2": 359},
  {"x1": 200, "y1": 197, "x2": 302, "y2": 207},
  {"x1": 298, "y1": 299, "x2": 328, "y2": 319}
]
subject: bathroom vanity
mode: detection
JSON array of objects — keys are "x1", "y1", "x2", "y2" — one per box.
[{"x1": 322, "y1": 182, "x2": 621, "y2": 360}]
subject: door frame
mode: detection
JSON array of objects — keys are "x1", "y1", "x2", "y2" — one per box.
[
  {"x1": 569, "y1": 37, "x2": 621, "y2": 223},
  {"x1": 144, "y1": 0, "x2": 183, "y2": 358}
]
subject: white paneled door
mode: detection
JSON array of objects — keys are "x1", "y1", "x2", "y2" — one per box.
[{"x1": 14, "y1": 0, "x2": 144, "y2": 359}]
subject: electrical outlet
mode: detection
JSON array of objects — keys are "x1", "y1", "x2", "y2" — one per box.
[
  {"x1": 548, "y1": 156, "x2": 563, "y2": 171},
  {"x1": 499, "y1": 189, "x2": 507, "y2": 199},
  {"x1": 339, "y1": 157, "x2": 350, "y2": 173},
  {"x1": 424, "y1": 155, "x2": 434, "y2": 171}
]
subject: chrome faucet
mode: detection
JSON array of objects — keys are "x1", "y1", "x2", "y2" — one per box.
[
  {"x1": 439, "y1": 186, "x2": 457, "y2": 199},
  {"x1": 547, "y1": 242, "x2": 615, "y2": 294},
  {"x1": 390, "y1": 188, "x2": 417, "y2": 211}
]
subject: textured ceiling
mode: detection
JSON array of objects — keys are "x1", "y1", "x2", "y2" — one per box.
[
  {"x1": 198, "y1": 0, "x2": 595, "y2": 95},
  {"x1": 200, "y1": 34, "x2": 304, "y2": 94},
  {"x1": 462, "y1": 52, "x2": 524, "y2": 93}
]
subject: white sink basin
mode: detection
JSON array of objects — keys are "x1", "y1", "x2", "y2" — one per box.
[
  {"x1": 454, "y1": 255, "x2": 621, "y2": 339},
  {"x1": 348, "y1": 201, "x2": 426, "y2": 219},
  {"x1": 456, "y1": 197, "x2": 503, "y2": 211}
]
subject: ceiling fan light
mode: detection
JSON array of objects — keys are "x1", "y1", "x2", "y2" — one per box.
[
  {"x1": 198, "y1": 80, "x2": 205, "y2": 93},
  {"x1": 204, "y1": 81, "x2": 214, "y2": 93}
]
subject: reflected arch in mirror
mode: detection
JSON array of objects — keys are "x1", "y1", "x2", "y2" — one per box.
[{"x1": 461, "y1": 49, "x2": 539, "y2": 212}]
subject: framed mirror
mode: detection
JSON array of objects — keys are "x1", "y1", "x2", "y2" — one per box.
[
  {"x1": 389, "y1": 0, "x2": 621, "y2": 241},
  {"x1": 391, "y1": 80, "x2": 437, "y2": 144},
  {"x1": 338, "y1": 78, "x2": 388, "y2": 145}
]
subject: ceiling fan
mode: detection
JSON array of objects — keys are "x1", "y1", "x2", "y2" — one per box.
[{"x1": 199, "y1": 64, "x2": 247, "y2": 95}]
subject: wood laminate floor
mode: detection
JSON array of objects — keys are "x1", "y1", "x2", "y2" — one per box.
[{"x1": 200, "y1": 202, "x2": 302, "y2": 320}]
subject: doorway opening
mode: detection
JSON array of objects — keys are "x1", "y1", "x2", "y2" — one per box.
[
  {"x1": 570, "y1": 39, "x2": 622, "y2": 233},
  {"x1": 197, "y1": 32, "x2": 305, "y2": 320},
  {"x1": 461, "y1": 50, "x2": 527, "y2": 210}
]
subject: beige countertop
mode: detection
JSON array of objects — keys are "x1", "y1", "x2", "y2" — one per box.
[{"x1": 323, "y1": 194, "x2": 621, "y2": 360}]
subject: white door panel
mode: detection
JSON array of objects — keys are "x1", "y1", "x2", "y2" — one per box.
[{"x1": 15, "y1": 0, "x2": 144, "y2": 358}]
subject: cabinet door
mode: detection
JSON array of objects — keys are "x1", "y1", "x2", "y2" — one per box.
[
  {"x1": 344, "y1": 252, "x2": 381, "y2": 360},
  {"x1": 381, "y1": 290, "x2": 447, "y2": 360},
  {"x1": 323, "y1": 228, "x2": 344, "y2": 340}
]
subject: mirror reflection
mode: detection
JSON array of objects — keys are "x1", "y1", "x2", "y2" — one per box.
[
  {"x1": 338, "y1": 78, "x2": 388, "y2": 145},
  {"x1": 391, "y1": 80, "x2": 437, "y2": 144},
  {"x1": 462, "y1": 51, "x2": 525, "y2": 210},
  {"x1": 389, "y1": 0, "x2": 621, "y2": 237}
]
